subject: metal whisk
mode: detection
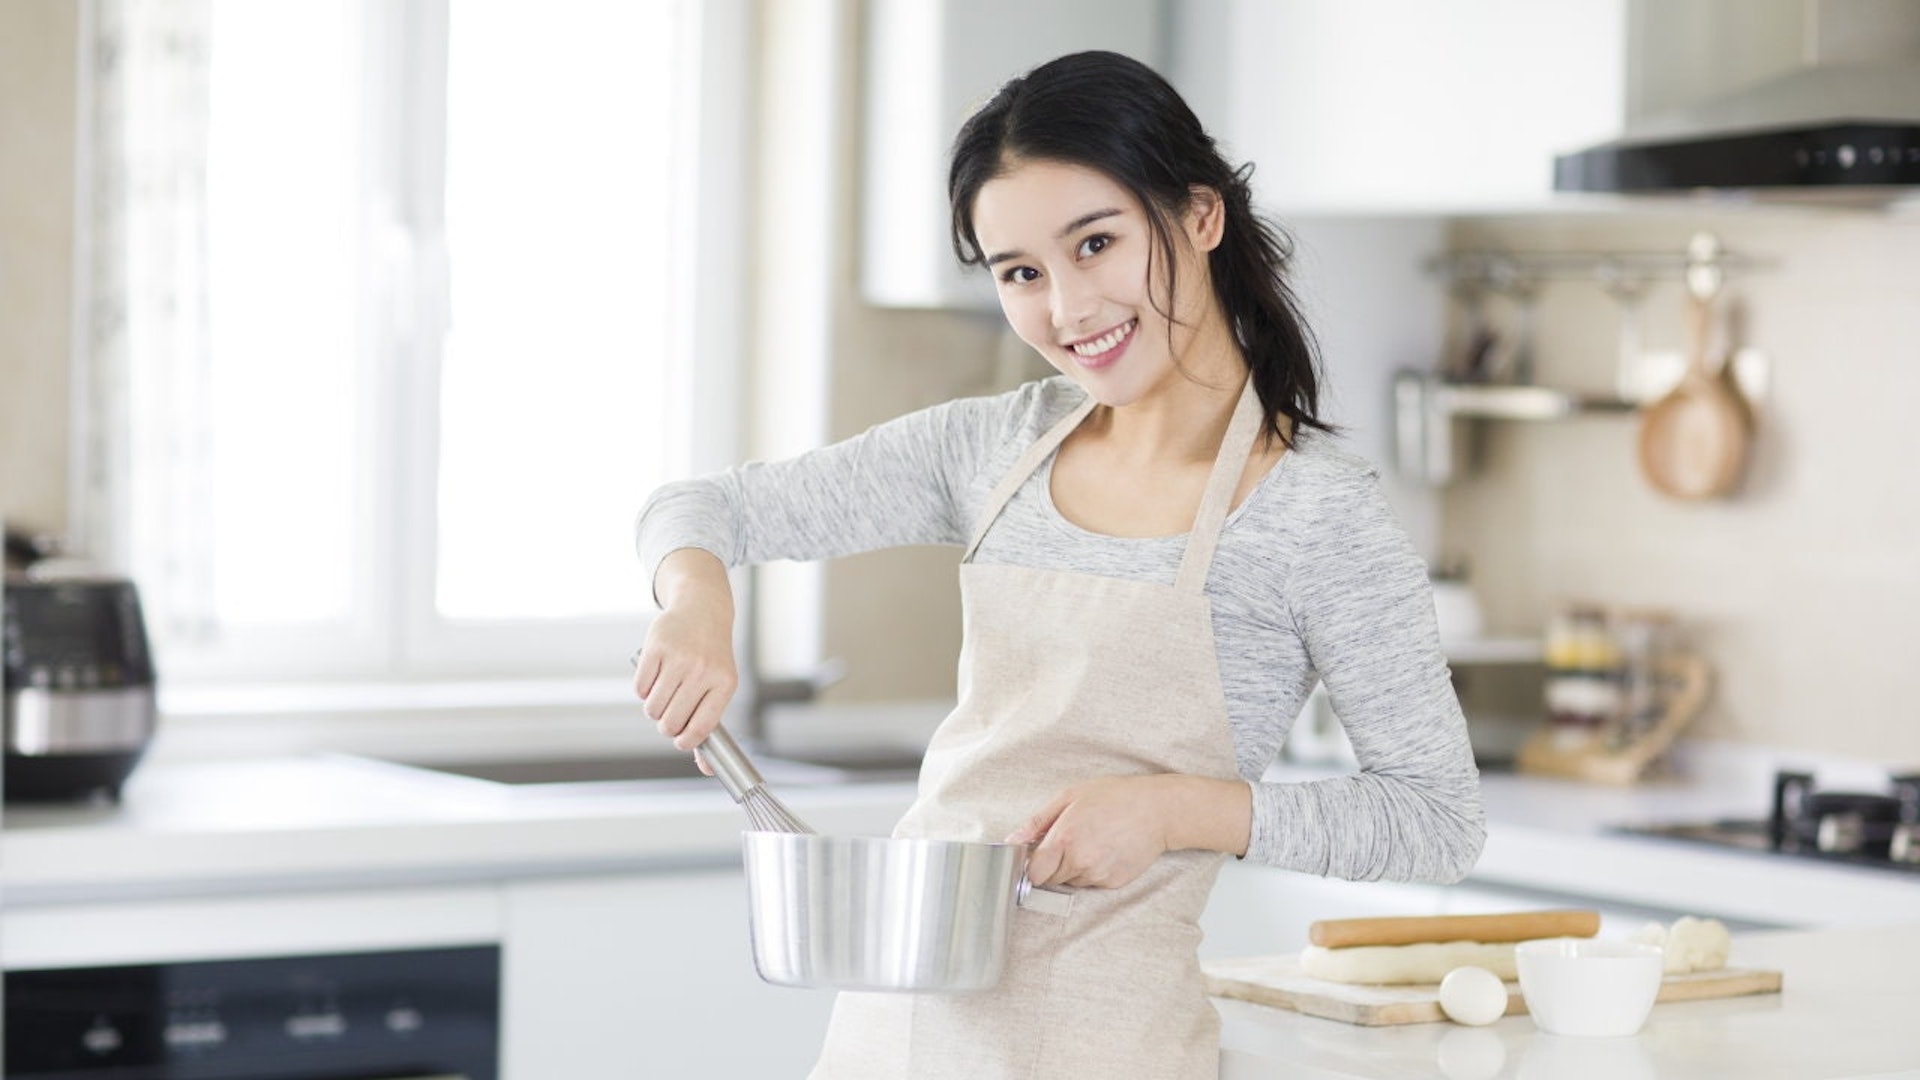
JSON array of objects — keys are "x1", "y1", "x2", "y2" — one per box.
[
  {"x1": 698, "y1": 724, "x2": 816, "y2": 834},
  {"x1": 629, "y1": 650, "x2": 813, "y2": 833}
]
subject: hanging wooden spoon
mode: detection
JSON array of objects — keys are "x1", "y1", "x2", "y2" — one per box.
[{"x1": 1636, "y1": 288, "x2": 1750, "y2": 499}]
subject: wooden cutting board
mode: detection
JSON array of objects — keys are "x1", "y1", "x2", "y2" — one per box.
[{"x1": 1203, "y1": 954, "x2": 1782, "y2": 1027}]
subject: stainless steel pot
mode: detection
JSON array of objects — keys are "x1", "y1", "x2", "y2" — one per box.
[{"x1": 742, "y1": 831, "x2": 1073, "y2": 992}]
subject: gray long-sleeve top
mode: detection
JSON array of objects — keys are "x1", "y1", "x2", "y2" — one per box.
[{"x1": 636, "y1": 376, "x2": 1485, "y2": 883}]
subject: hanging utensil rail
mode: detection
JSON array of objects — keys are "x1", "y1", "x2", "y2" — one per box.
[
  {"x1": 1423, "y1": 233, "x2": 1766, "y2": 295},
  {"x1": 1396, "y1": 232, "x2": 1772, "y2": 486}
]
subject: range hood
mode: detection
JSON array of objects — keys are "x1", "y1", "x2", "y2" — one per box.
[{"x1": 1555, "y1": 0, "x2": 1920, "y2": 193}]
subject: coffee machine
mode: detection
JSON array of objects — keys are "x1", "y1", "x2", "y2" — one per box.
[{"x1": 3, "y1": 566, "x2": 158, "y2": 802}]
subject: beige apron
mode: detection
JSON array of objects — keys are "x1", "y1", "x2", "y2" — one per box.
[{"x1": 811, "y1": 379, "x2": 1262, "y2": 1080}]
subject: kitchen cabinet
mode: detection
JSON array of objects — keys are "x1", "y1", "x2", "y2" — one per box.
[
  {"x1": 2, "y1": 886, "x2": 507, "y2": 1080},
  {"x1": 14, "y1": 748, "x2": 1915, "y2": 1073},
  {"x1": 1200, "y1": 0, "x2": 1628, "y2": 215},
  {"x1": 3, "y1": 866, "x2": 836, "y2": 1079},
  {"x1": 0, "y1": 884, "x2": 502, "y2": 971},
  {"x1": 501, "y1": 868, "x2": 833, "y2": 1079},
  {"x1": 859, "y1": 0, "x2": 1164, "y2": 309}
]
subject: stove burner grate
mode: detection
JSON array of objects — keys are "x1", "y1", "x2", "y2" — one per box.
[{"x1": 1612, "y1": 769, "x2": 1920, "y2": 875}]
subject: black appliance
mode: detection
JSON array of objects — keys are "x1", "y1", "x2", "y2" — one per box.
[
  {"x1": 4, "y1": 945, "x2": 500, "y2": 1080},
  {"x1": 1618, "y1": 769, "x2": 1920, "y2": 875},
  {"x1": 1555, "y1": 120, "x2": 1920, "y2": 193},
  {"x1": 1555, "y1": 1, "x2": 1920, "y2": 195},
  {"x1": 3, "y1": 572, "x2": 158, "y2": 802}
]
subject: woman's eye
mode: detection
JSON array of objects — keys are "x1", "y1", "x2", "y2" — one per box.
[
  {"x1": 1078, "y1": 234, "x2": 1111, "y2": 258},
  {"x1": 999, "y1": 265, "x2": 1040, "y2": 285}
]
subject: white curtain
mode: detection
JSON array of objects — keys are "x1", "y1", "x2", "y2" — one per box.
[{"x1": 78, "y1": 0, "x2": 218, "y2": 641}]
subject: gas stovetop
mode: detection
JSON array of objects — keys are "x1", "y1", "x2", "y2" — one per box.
[{"x1": 1614, "y1": 770, "x2": 1920, "y2": 876}]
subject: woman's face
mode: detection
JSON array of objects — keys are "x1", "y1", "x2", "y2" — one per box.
[{"x1": 971, "y1": 158, "x2": 1222, "y2": 408}]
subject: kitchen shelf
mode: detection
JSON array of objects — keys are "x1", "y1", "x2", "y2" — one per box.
[
  {"x1": 1396, "y1": 231, "x2": 1772, "y2": 486},
  {"x1": 860, "y1": 0, "x2": 1162, "y2": 309},
  {"x1": 1394, "y1": 372, "x2": 1636, "y2": 485},
  {"x1": 1407, "y1": 377, "x2": 1636, "y2": 421}
]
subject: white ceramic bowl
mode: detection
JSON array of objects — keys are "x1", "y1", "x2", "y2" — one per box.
[{"x1": 1515, "y1": 938, "x2": 1664, "y2": 1037}]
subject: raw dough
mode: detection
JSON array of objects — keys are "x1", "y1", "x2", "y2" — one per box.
[
  {"x1": 1629, "y1": 916, "x2": 1730, "y2": 974},
  {"x1": 1629, "y1": 921, "x2": 1668, "y2": 954},
  {"x1": 1300, "y1": 940, "x2": 1519, "y2": 985}
]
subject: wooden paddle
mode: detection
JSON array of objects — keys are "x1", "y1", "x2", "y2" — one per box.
[{"x1": 1636, "y1": 289, "x2": 1750, "y2": 499}]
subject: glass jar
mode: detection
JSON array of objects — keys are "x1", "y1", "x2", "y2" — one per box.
[{"x1": 1544, "y1": 601, "x2": 1619, "y2": 733}]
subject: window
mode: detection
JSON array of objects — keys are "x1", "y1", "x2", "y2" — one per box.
[{"x1": 84, "y1": 0, "x2": 748, "y2": 687}]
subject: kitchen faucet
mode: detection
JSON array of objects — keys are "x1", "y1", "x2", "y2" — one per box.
[{"x1": 737, "y1": 564, "x2": 847, "y2": 749}]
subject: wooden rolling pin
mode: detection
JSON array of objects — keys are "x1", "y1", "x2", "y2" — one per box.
[{"x1": 1308, "y1": 909, "x2": 1600, "y2": 949}]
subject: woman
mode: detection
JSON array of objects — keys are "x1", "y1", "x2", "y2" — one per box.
[{"x1": 633, "y1": 51, "x2": 1484, "y2": 1079}]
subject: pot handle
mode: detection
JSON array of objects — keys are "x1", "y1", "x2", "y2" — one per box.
[{"x1": 1015, "y1": 874, "x2": 1074, "y2": 917}]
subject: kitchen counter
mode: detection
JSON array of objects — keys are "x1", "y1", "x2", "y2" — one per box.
[
  {"x1": 0, "y1": 752, "x2": 919, "y2": 904},
  {"x1": 1215, "y1": 921, "x2": 1920, "y2": 1079},
  {"x1": 4, "y1": 735, "x2": 1918, "y2": 928},
  {"x1": 7, "y1": 735, "x2": 1919, "y2": 1078},
  {"x1": 1467, "y1": 768, "x2": 1920, "y2": 929}
]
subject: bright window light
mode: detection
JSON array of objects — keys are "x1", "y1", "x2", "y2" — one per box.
[
  {"x1": 205, "y1": 0, "x2": 361, "y2": 626},
  {"x1": 436, "y1": 0, "x2": 675, "y2": 620},
  {"x1": 129, "y1": 0, "x2": 724, "y2": 682}
]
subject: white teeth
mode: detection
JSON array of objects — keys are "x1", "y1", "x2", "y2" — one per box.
[{"x1": 1070, "y1": 321, "x2": 1133, "y2": 357}]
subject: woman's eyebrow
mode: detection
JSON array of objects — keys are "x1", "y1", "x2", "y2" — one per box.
[{"x1": 983, "y1": 207, "x2": 1124, "y2": 267}]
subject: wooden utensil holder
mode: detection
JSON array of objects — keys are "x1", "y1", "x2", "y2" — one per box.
[{"x1": 1517, "y1": 653, "x2": 1713, "y2": 785}]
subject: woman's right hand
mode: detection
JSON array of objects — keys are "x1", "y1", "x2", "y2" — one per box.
[{"x1": 632, "y1": 549, "x2": 738, "y2": 756}]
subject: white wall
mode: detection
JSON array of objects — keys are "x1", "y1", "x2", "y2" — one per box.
[
  {"x1": 14, "y1": 1, "x2": 1918, "y2": 769},
  {"x1": 0, "y1": 0, "x2": 78, "y2": 535},
  {"x1": 789, "y1": 2, "x2": 1005, "y2": 706},
  {"x1": 1438, "y1": 210, "x2": 1920, "y2": 761}
]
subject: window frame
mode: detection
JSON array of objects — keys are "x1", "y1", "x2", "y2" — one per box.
[
  {"x1": 76, "y1": 0, "x2": 751, "y2": 689},
  {"x1": 396, "y1": 0, "x2": 751, "y2": 680}
]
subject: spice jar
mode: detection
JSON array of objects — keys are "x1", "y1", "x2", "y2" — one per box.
[{"x1": 1543, "y1": 602, "x2": 1619, "y2": 739}]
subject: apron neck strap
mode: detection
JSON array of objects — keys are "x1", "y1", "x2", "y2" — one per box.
[
  {"x1": 1174, "y1": 375, "x2": 1264, "y2": 594},
  {"x1": 962, "y1": 376, "x2": 1267, "y2": 592},
  {"x1": 962, "y1": 393, "x2": 1097, "y2": 561}
]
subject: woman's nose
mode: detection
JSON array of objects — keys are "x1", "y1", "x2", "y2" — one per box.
[{"x1": 1049, "y1": 271, "x2": 1098, "y2": 332}]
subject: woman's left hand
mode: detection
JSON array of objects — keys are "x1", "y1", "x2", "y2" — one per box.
[
  {"x1": 1007, "y1": 773, "x2": 1254, "y2": 889},
  {"x1": 1006, "y1": 775, "x2": 1176, "y2": 889}
]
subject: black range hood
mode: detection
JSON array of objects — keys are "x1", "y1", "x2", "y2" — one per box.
[
  {"x1": 1555, "y1": 0, "x2": 1920, "y2": 195},
  {"x1": 1555, "y1": 119, "x2": 1920, "y2": 192}
]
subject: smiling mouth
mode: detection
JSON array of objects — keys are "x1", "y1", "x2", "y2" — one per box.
[{"x1": 1066, "y1": 319, "x2": 1136, "y2": 361}]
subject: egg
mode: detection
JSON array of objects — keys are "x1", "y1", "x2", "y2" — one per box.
[{"x1": 1438, "y1": 965, "x2": 1509, "y2": 1026}]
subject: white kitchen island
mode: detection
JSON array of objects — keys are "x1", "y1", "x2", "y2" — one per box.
[
  {"x1": 5, "y1": 733, "x2": 1918, "y2": 1078},
  {"x1": 0, "y1": 752, "x2": 917, "y2": 1078},
  {"x1": 1215, "y1": 922, "x2": 1920, "y2": 1080}
]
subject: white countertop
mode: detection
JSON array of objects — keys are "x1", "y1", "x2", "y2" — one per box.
[
  {"x1": 1466, "y1": 767, "x2": 1920, "y2": 929},
  {"x1": 8, "y1": 732, "x2": 1919, "y2": 1079},
  {"x1": 4, "y1": 733, "x2": 1918, "y2": 930},
  {"x1": 0, "y1": 752, "x2": 919, "y2": 903},
  {"x1": 1216, "y1": 922, "x2": 1920, "y2": 1080}
]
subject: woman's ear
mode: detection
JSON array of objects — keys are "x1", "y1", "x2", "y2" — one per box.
[{"x1": 1185, "y1": 185, "x2": 1226, "y2": 252}]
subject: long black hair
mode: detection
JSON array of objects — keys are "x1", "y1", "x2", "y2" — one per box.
[{"x1": 949, "y1": 50, "x2": 1329, "y2": 446}]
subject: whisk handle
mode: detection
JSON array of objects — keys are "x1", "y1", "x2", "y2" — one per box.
[
  {"x1": 627, "y1": 649, "x2": 763, "y2": 803},
  {"x1": 699, "y1": 724, "x2": 764, "y2": 803}
]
